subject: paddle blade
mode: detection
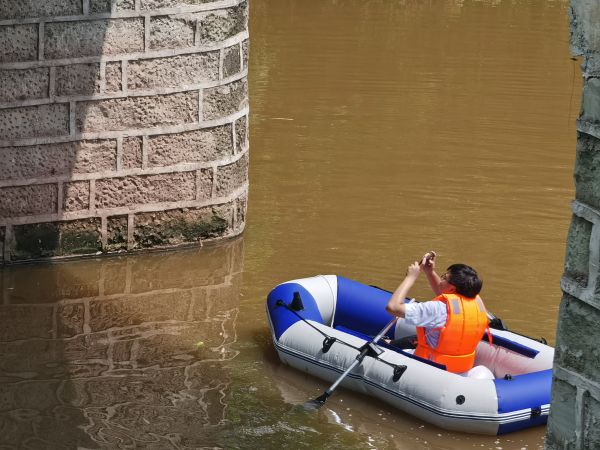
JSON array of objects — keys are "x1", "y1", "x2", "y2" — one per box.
[{"x1": 302, "y1": 392, "x2": 329, "y2": 411}]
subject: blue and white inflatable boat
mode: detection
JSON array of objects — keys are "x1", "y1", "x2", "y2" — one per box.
[{"x1": 266, "y1": 275, "x2": 554, "y2": 435}]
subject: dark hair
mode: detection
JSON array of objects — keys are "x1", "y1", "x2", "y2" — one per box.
[{"x1": 446, "y1": 264, "x2": 482, "y2": 298}]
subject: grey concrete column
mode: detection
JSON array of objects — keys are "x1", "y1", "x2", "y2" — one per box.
[
  {"x1": 0, "y1": 0, "x2": 249, "y2": 263},
  {"x1": 546, "y1": 1, "x2": 600, "y2": 449}
]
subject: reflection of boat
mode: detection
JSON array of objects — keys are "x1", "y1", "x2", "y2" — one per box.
[{"x1": 265, "y1": 275, "x2": 554, "y2": 435}]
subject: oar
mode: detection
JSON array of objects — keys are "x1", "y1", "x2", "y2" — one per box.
[{"x1": 303, "y1": 317, "x2": 398, "y2": 410}]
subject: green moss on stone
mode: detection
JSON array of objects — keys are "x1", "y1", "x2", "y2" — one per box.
[
  {"x1": 61, "y1": 230, "x2": 101, "y2": 255},
  {"x1": 13, "y1": 223, "x2": 60, "y2": 259},
  {"x1": 135, "y1": 213, "x2": 229, "y2": 248}
]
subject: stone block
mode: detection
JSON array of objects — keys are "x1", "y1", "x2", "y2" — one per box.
[
  {"x1": 581, "y1": 77, "x2": 600, "y2": 125},
  {"x1": 0, "y1": 0, "x2": 82, "y2": 20},
  {"x1": 584, "y1": 392, "x2": 600, "y2": 449},
  {"x1": 106, "y1": 215, "x2": 128, "y2": 251},
  {"x1": 11, "y1": 218, "x2": 101, "y2": 260},
  {"x1": 202, "y1": 79, "x2": 247, "y2": 120},
  {"x1": 0, "y1": 184, "x2": 57, "y2": 218},
  {"x1": 55, "y1": 63, "x2": 101, "y2": 97},
  {"x1": 122, "y1": 137, "x2": 143, "y2": 169},
  {"x1": 564, "y1": 214, "x2": 592, "y2": 287},
  {"x1": 104, "y1": 62, "x2": 122, "y2": 93},
  {"x1": 196, "y1": 3, "x2": 247, "y2": 45},
  {"x1": 0, "y1": 24, "x2": 38, "y2": 63},
  {"x1": 216, "y1": 153, "x2": 247, "y2": 197},
  {"x1": 56, "y1": 303, "x2": 85, "y2": 337},
  {"x1": 133, "y1": 204, "x2": 232, "y2": 248},
  {"x1": 0, "y1": 305, "x2": 54, "y2": 340},
  {"x1": 45, "y1": 18, "x2": 144, "y2": 60},
  {"x1": 127, "y1": 52, "x2": 219, "y2": 90},
  {"x1": 242, "y1": 38, "x2": 249, "y2": 69},
  {"x1": 88, "y1": 291, "x2": 192, "y2": 331},
  {"x1": 223, "y1": 44, "x2": 241, "y2": 78},
  {"x1": 95, "y1": 171, "x2": 196, "y2": 209},
  {"x1": 234, "y1": 114, "x2": 247, "y2": 153},
  {"x1": 197, "y1": 168, "x2": 213, "y2": 200},
  {"x1": 235, "y1": 192, "x2": 246, "y2": 231},
  {"x1": 546, "y1": 378, "x2": 577, "y2": 449},
  {"x1": 76, "y1": 91, "x2": 199, "y2": 133},
  {"x1": 63, "y1": 181, "x2": 90, "y2": 212},
  {"x1": 574, "y1": 133, "x2": 600, "y2": 211},
  {"x1": 90, "y1": 0, "x2": 135, "y2": 13},
  {"x1": 555, "y1": 294, "x2": 600, "y2": 381},
  {"x1": 0, "y1": 140, "x2": 116, "y2": 181},
  {"x1": 0, "y1": 226, "x2": 4, "y2": 260},
  {"x1": 149, "y1": 16, "x2": 195, "y2": 51},
  {"x1": 0, "y1": 103, "x2": 69, "y2": 140},
  {"x1": 147, "y1": 125, "x2": 232, "y2": 167},
  {"x1": 141, "y1": 0, "x2": 214, "y2": 9},
  {"x1": 0, "y1": 68, "x2": 49, "y2": 103}
]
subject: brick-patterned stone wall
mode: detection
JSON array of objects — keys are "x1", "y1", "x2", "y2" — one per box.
[
  {"x1": 546, "y1": 1, "x2": 600, "y2": 449},
  {"x1": 0, "y1": 237, "x2": 243, "y2": 447},
  {"x1": 0, "y1": 0, "x2": 249, "y2": 264}
]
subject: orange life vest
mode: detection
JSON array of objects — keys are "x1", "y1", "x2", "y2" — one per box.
[{"x1": 414, "y1": 293, "x2": 489, "y2": 373}]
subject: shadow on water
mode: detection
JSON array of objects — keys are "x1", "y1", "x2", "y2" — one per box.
[{"x1": 0, "y1": 237, "x2": 244, "y2": 449}]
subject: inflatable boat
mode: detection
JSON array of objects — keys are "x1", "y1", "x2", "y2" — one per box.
[{"x1": 266, "y1": 275, "x2": 554, "y2": 435}]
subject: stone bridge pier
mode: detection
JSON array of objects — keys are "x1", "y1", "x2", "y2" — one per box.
[
  {"x1": 0, "y1": 0, "x2": 249, "y2": 264},
  {"x1": 546, "y1": 1, "x2": 600, "y2": 449}
]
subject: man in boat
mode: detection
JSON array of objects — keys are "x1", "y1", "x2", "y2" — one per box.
[{"x1": 385, "y1": 252, "x2": 489, "y2": 374}]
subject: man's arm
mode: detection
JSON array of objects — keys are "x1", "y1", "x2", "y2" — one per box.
[{"x1": 386, "y1": 262, "x2": 420, "y2": 318}]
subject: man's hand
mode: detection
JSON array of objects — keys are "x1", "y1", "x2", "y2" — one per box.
[
  {"x1": 419, "y1": 251, "x2": 436, "y2": 274},
  {"x1": 406, "y1": 262, "x2": 420, "y2": 279}
]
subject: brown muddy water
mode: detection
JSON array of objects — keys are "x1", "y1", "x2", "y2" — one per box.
[{"x1": 0, "y1": 0, "x2": 580, "y2": 449}]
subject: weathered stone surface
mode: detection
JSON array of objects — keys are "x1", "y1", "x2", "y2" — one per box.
[
  {"x1": 0, "y1": 103, "x2": 69, "y2": 140},
  {"x1": 202, "y1": 79, "x2": 247, "y2": 120},
  {"x1": 107, "y1": 215, "x2": 128, "y2": 251},
  {"x1": 216, "y1": 153, "x2": 247, "y2": 196},
  {"x1": 45, "y1": 18, "x2": 144, "y2": 60},
  {"x1": 63, "y1": 181, "x2": 90, "y2": 212},
  {"x1": 127, "y1": 52, "x2": 219, "y2": 90},
  {"x1": 0, "y1": 184, "x2": 57, "y2": 217},
  {"x1": 223, "y1": 44, "x2": 241, "y2": 78},
  {"x1": 242, "y1": 38, "x2": 249, "y2": 69},
  {"x1": 76, "y1": 91, "x2": 199, "y2": 132},
  {"x1": 581, "y1": 77, "x2": 600, "y2": 125},
  {"x1": 0, "y1": 140, "x2": 116, "y2": 181},
  {"x1": 555, "y1": 294, "x2": 600, "y2": 381},
  {"x1": 235, "y1": 114, "x2": 247, "y2": 153},
  {"x1": 564, "y1": 214, "x2": 592, "y2": 287},
  {"x1": 11, "y1": 218, "x2": 101, "y2": 260},
  {"x1": 56, "y1": 303, "x2": 85, "y2": 337},
  {"x1": 584, "y1": 393, "x2": 600, "y2": 450},
  {"x1": 546, "y1": 378, "x2": 578, "y2": 449},
  {"x1": 0, "y1": 0, "x2": 82, "y2": 20},
  {"x1": 148, "y1": 125, "x2": 232, "y2": 166},
  {"x1": 122, "y1": 137, "x2": 143, "y2": 169},
  {"x1": 0, "y1": 24, "x2": 38, "y2": 63},
  {"x1": 104, "y1": 61, "x2": 122, "y2": 93},
  {"x1": 235, "y1": 192, "x2": 246, "y2": 231},
  {"x1": 0, "y1": 305, "x2": 54, "y2": 340},
  {"x1": 0, "y1": 226, "x2": 4, "y2": 259},
  {"x1": 149, "y1": 16, "x2": 195, "y2": 50},
  {"x1": 55, "y1": 63, "x2": 101, "y2": 96},
  {"x1": 90, "y1": 0, "x2": 135, "y2": 13},
  {"x1": 197, "y1": 168, "x2": 213, "y2": 200},
  {"x1": 141, "y1": 0, "x2": 214, "y2": 9},
  {"x1": 95, "y1": 171, "x2": 196, "y2": 209},
  {"x1": 89, "y1": 291, "x2": 191, "y2": 331},
  {"x1": 133, "y1": 204, "x2": 232, "y2": 248},
  {"x1": 196, "y1": 3, "x2": 247, "y2": 45},
  {"x1": 569, "y1": 0, "x2": 600, "y2": 56},
  {"x1": 574, "y1": 133, "x2": 600, "y2": 211},
  {"x1": 0, "y1": 68, "x2": 49, "y2": 103}
]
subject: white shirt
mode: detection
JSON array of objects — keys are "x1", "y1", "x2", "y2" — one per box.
[{"x1": 404, "y1": 301, "x2": 447, "y2": 348}]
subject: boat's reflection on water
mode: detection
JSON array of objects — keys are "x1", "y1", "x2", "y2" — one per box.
[{"x1": 0, "y1": 238, "x2": 244, "y2": 449}]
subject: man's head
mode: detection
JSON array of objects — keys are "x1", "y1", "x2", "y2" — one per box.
[{"x1": 441, "y1": 264, "x2": 482, "y2": 298}]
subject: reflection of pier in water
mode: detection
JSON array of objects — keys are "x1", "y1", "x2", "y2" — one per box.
[{"x1": 0, "y1": 238, "x2": 244, "y2": 449}]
